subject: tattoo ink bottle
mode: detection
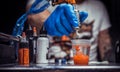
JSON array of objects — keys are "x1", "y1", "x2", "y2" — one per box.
[
  {"x1": 26, "y1": 25, "x2": 34, "y2": 64},
  {"x1": 18, "y1": 32, "x2": 29, "y2": 66},
  {"x1": 32, "y1": 27, "x2": 38, "y2": 63},
  {"x1": 36, "y1": 27, "x2": 49, "y2": 64},
  {"x1": 26, "y1": 26, "x2": 38, "y2": 64}
]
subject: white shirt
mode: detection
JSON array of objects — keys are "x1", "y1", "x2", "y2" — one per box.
[{"x1": 75, "y1": 0, "x2": 111, "y2": 61}]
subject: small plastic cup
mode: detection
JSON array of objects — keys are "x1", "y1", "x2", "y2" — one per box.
[{"x1": 71, "y1": 39, "x2": 91, "y2": 65}]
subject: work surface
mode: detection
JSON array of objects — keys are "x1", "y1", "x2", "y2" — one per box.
[{"x1": 0, "y1": 63, "x2": 120, "y2": 72}]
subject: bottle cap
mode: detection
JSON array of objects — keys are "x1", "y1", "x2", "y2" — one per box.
[
  {"x1": 33, "y1": 27, "x2": 37, "y2": 36},
  {"x1": 61, "y1": 35, "x2": 70, "y2": 41},
  {"x1": 39, "y1": 26, "x2": 47, "y2": 37}
]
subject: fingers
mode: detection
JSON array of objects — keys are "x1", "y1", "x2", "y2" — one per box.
[
  {"x1": 55, "y1": 5, "x2": 74, "y2": 36},
  {"x1": 63, "y1": 4, "x2": 79, "y2": 28},
  {"x1": 55, "y1": 13, "x2": 70, "y2": 36},
  {"x1": 44, "y1": 7, "x2": 62, "y2": 36},
  {"x1": 60, "y1": 13, "x2": 73, "y2": 34},
  {"x1": 44, "y1": 3, "x2": 80, "y2": 36},
  {"x1": 44, "y1": 18, "x2": 63, "y2": 36},
  {"x1": 79, "y1": 11, "x2": 88, "y2": 22}
]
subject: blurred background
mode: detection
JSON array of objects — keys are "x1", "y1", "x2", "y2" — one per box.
[{"x1": 0, "y1": 0, "x2": 120, "y2": 44}]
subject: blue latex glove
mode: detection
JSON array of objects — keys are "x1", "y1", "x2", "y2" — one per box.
[{"x1": 44, "y1": 3, "x2": 88, "y2": 36}]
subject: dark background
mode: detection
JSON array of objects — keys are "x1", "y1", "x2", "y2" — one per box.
[{"x1": 0, "y1": 0, "x2": 120, "y2": 43}]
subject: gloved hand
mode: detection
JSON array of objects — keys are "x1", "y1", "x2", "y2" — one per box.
[
  {"x1": 12, "y1": 0, "x2": 50, "y2": 36},
  {"x1": 44, "y1": 3, "x2": 88, "y2": 36}
]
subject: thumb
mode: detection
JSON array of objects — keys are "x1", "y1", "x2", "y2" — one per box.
[{"x1": 79, "y1": 11, "x2": 88, "y2": 23}]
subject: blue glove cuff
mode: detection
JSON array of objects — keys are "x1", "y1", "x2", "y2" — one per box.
[{"x1": 28, "y1": 0, "x2": 50, "y2": 14}]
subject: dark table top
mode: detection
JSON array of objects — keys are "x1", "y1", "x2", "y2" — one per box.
[{"x1": 0, "y1": 62, "x2": 120, "y2": 72}]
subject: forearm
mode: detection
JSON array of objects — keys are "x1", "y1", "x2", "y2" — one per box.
[
  {"x1": 26, "y1": 0, "x2": 50, "y2": 30},
  {"x1": 27, "y1": 10, "x2": 50, "y2": 29},
  {"x1": 98, "y1": 29, "x2": 113, "y2": 61}
]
